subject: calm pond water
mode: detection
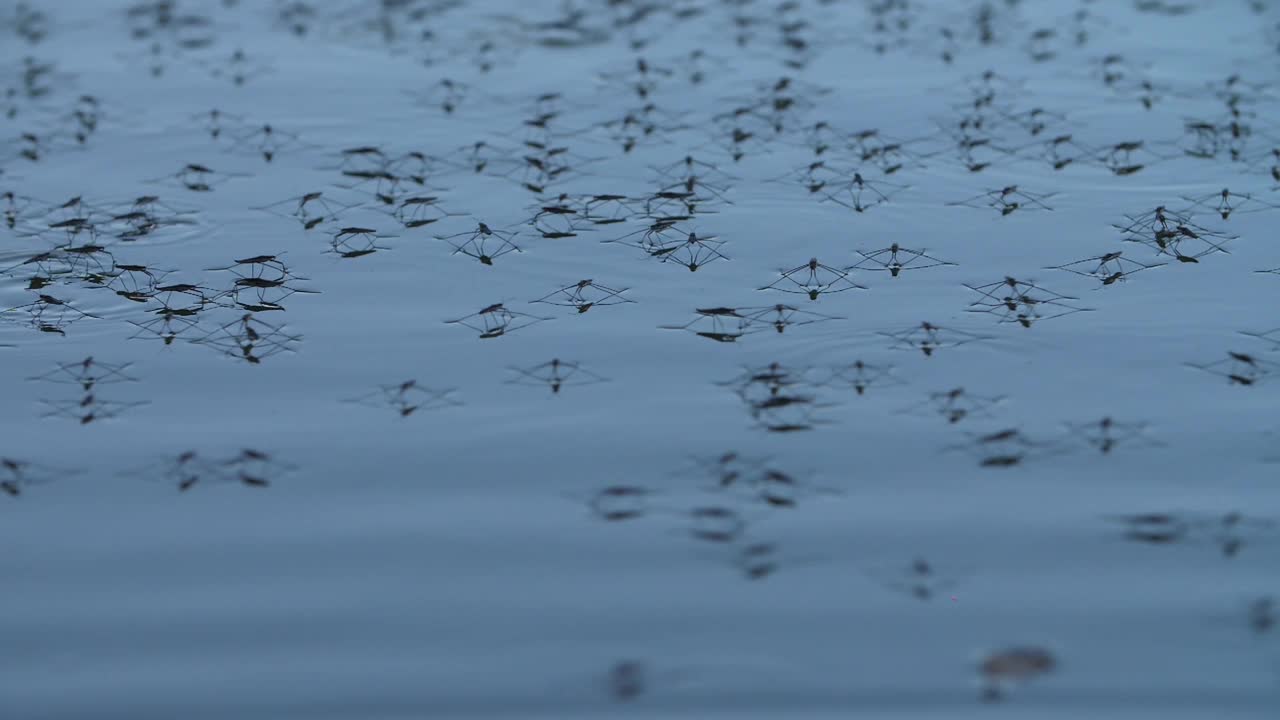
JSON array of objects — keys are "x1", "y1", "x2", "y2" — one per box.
[{"x1": 2, "y1": 1, "x2": 1279, "y2": 718}]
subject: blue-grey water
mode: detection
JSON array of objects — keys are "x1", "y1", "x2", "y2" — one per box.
[{"x1": 2, "y1": 1, "x2": 1279, "y2": 718}]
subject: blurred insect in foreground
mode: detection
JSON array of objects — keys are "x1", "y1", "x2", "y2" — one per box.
[
  {"x1": 344, "y1": 381, "x2": 462, "y2": 418},
  {"x1": 864, "y1": 558, "x2": 964, "y2": 601},
  {"x1": 1064, "y1": 416, "x2": 1162, "y2": 454},
  {"x1": 978, "y1": 647, "x2": 1056, "y2": 702},
  {"x1": 943, "y1": 427, "x2": 1062, "y2": 468},
  {"x1": 1, "y1": 457, "x2": 78, "y2": 497},
  {"x1": 1186, "y1": 352, "x2": 1280, "y2": 386},
  {"x1": 818, "y1": 360, "x2": 904, "y2": 396}
]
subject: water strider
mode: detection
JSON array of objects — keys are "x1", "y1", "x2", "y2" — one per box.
[{"x1": 2, "y1": 1, "x2": 1279, "y2": 717}]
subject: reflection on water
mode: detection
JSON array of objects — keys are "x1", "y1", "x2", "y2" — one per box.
[{"x1": 2, "y1": 1, "x2": 1280, "y2": 718}]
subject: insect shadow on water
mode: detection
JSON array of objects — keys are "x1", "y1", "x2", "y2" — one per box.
[
  {"x1": 758, "y1": 258, "x2": 866, "y2": 300},
  {"x1": 445, "y1": 303, "x2": 550, "y2": 339},
  {"x1": 532, "y1": 280, "x2": 633, "y2": 314},
  {"x1": 343, "y1": 381, "x2": 462, "y2": 418},
  {"x1": 507, "y1": 359, "x2": 609, "y2": 394}
]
